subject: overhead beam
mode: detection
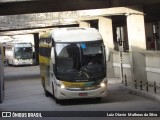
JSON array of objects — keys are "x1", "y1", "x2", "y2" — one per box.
[
  {"x1": 0, "y1": 24, "x2": 79, "y2": 36},
  {"x1": 0, "y1": 0, "x2": 110, "y2": 15},
  {"x1": 110, "y1": 0, "x2": 160, "y2": 7},
  {"x1": 0, "y1": 0, "x2": 160, "y2": 15},
  {"x1": 0, "y1": 6, "x2": 143, "y2": 31},
  {"x1": 0, "y1": 28, "x2": 52, "y2": 36}
]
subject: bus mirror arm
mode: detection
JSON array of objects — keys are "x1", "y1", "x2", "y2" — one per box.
[{"x1": 51, "y1": 47, "x2": 55, "y2": 64}]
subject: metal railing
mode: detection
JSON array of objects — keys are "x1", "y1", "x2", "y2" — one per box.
[{"x1": 123, "y1": 74, "x2": 159, "y2": 94}]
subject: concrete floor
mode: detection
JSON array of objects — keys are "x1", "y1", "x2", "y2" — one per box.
[{"x1": 0, "y1": 65, "x2": 160, "y2": 119}]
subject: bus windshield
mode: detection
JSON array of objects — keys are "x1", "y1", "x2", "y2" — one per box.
[
  {"x1": 55, "y1": 41, "x2": 106, "y2": 81},
  {"x1": 15, "y1": 47, "x2": 33, "y2": 59}
]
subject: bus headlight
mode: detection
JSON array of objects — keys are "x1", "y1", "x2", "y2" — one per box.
[
  {"x1": 100, "y1": 82, "x2": 105, "y2": 87},
  {"x1": 56, "y1": 81, "x2": 66, "y2": 89},
  {"x1": 14, "y1": 59, "x2": 19, "y2": 63},
  {"x1": 100, "y1": 78, "x2": 107, "y2": 88},
  {"x1": 15, "y1": 59, "x2": 18, "y2": 62},
  {"x1": 60, "y1": 84, "x2": 65, "y2": 89}
]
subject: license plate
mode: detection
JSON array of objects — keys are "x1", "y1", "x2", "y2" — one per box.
[{"x1": 79, "y1": 93, "x2": 88, "y2": 96}]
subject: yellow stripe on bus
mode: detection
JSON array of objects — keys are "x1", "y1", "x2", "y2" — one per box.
[
  {"x1": 62, "y1": 81, "x2": 86, "y2": 88},
  {"x1": 39, "y1": 55, "x2": 50, "y2": 65}
]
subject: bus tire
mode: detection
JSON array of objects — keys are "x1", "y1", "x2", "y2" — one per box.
[
  {"x1": 44, "y1": 89, "x2": 50, "y2": 97},
  {"x1": 95, "y1": 97, "x2": 102, "y2": 102},
  {"x1": 41, "y1": 78, "x2": 45, "y2": 88},
  {"x1": 52, "y1": 83, "x2": 61, "y2": 103},
  {"x1": 52, "y1": 83, "x2": 55, "y2": 97},
  {"x1": 42, "y1": 78, "x2": 50, "y2": 97},
  {"x1": 55, "y1": 98, "x2": 61, "y2": 104},
  {"x1": 6, "y1": 59, "x2": 10, "y2": 66}
]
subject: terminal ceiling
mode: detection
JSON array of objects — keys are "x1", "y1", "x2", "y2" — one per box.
[{"x1": 0, "y1": 0, "x2": 160, "y2": 35}]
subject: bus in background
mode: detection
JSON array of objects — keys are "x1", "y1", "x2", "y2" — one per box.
[
  {"x1": 5, "y1": 41, "x2": 34, "y2": 66},
  {"x1": 0, "y1": 43, "x2": 5, "y2": 103},
  {"x1": 39, "y1": 27, "x2": 109, "y2": 102}
]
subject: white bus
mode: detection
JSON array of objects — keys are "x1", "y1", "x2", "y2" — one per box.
[
  {"x1": 0, "y1": 43, "x2": 4, "y2": 103},
  {"x1": 39, "y1": 28, "x2": 108, "y2": 101},
  {"x1": 5, "y1": 41, "x2": 34, "y2": 66}
]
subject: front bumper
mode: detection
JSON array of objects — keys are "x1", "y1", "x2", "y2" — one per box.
[{"x1": 55, "y1": 85, "x2": 107, "y2": 100}]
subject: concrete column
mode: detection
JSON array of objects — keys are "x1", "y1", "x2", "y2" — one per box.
[
  {"x1": 127, "y1": 14, "x2": 147, "y2": 84},
  {"x1": 157, "y1": 22, "x2": 160, "y2": 50},
  {"x1": 33, "y1": 33, "x2": 39, "y2": 65},
  {"x1": 99, "y1": 17, "x2": 114, "y2": 49},
  {"x1": 127, "y1": 14, "x2": 146, "y2": 51},
  {"x1": 99, "y1": 17, "x2": 114, "y2": 78},
  {"x1": 79, "y1": 21, "x2": 90, "y2": 28}
]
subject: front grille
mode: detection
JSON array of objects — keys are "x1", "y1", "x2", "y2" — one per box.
[{"x1": 65, "y1": 86, "x2": 100, "y2": 91}]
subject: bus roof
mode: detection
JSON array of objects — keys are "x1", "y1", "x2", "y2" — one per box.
[
  {"x1": 5, "y1": 41, "x2": 32, "y2": 47},
  {"x1": 51, "y1": 27, "x2": 102, "y2": 43}
]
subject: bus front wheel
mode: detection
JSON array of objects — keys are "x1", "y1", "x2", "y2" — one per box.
[
  {"x1": 6, "y1": 59, "x2": 11, "y2": 66},
  {"x1": 42, "y1": 78, "x2": 50, "y2": 97},
  {"x1": 52, "y1": 83, "x2": 61, "y2": 103},
  {"x1": 52, "y1": 83, "x2": 55, "y2": 97}
]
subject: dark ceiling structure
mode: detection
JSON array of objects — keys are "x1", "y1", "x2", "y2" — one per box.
[
  {"x1": 0, "y1": 0, "x2": 109, "y2": 15},
  {"x1": 0, "y1": 0, "x2": 160, "y2": 16},
  {"x1": 0, "y1": 0, "x2": 160, "y2": 34}
]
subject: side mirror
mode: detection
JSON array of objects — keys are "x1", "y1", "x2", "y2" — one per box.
[
  {"x1": 51, "y1": 47, "x2": 55, "y2": 64},
  {"x1": 52, "y1": 39, "x2": 55, "y2": 47}
]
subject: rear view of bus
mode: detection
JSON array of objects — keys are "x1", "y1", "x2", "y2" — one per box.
[{"x1": 39, "y1": 28, "x2": 108, "y2": 101}]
